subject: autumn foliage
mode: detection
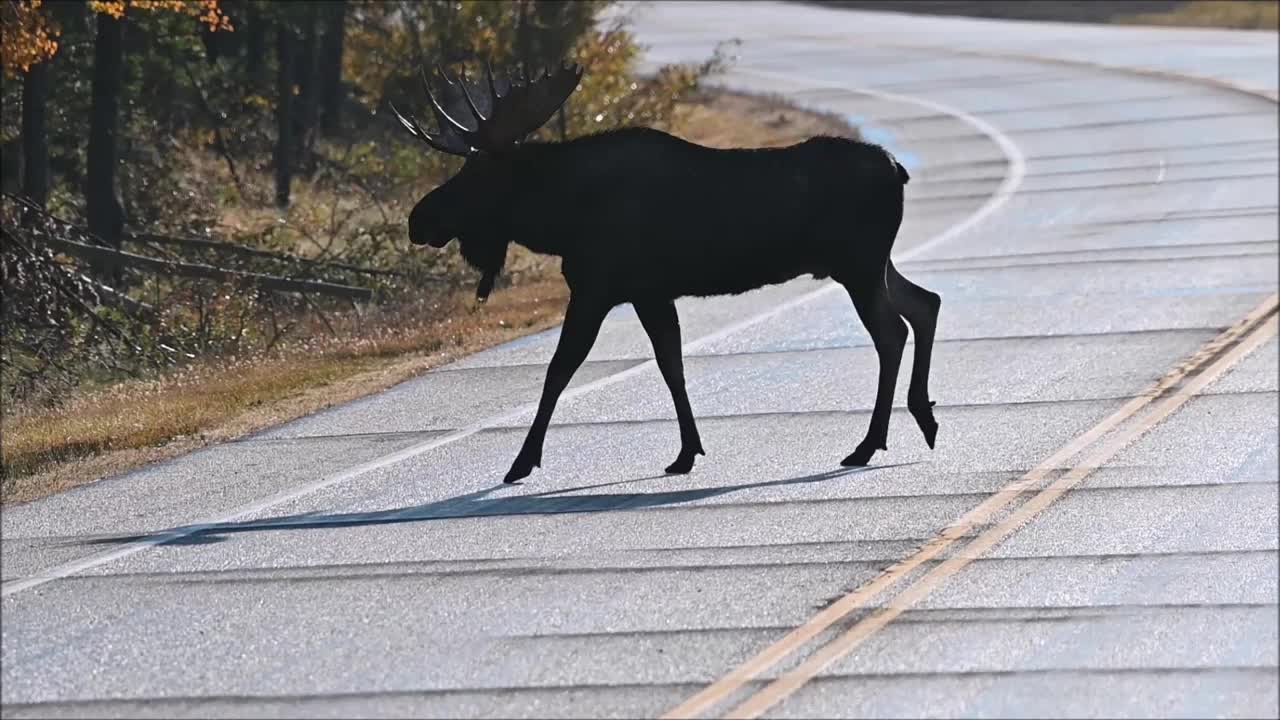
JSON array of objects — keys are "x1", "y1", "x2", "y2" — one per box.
[
  {"x1": 2, "y1": 0, "x2": 60, "y2": 77},
  {"x1": 2, "y1": 0, "x2": 232, "y2": 78},
  {"x1": 0, "y1": 0, "x2": 729, "y2": 407}
]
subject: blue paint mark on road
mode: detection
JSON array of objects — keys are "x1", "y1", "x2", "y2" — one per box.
[{"x1": 845, "y1": 113, "x2": 920, "y2": 171}]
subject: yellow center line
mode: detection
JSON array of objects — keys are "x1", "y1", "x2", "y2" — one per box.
[
  {"x1": 661, "y1": 292, "x2": 1277, "y2": 720},
  {"x1": 727, "y1": 312, "x2": 1277, "y2": 719}
]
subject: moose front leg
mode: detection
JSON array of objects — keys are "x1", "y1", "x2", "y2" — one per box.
[
  {"x1": 504, "y1": 295, "x2": 610, "y2": 484},
  {"x1": 634, "y1": 300, "x2": 706, "y2": 474}
]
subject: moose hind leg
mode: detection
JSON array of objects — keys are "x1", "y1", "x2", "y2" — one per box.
[
  {"x1": 634, "y1": 300, "x2": 706, "y2": 474},
  {"x1": 840, "y1": 275, "x2": 908, "y2": 467},
  {"x1": 887, "y1": 260, "x2": 941, "y2": 449},
  {"x1": 505, "y1": 295, "x2": 609, "y2": 484}
]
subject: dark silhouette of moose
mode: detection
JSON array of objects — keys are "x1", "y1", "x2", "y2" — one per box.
[{"x1": 392, "y1": 62, "x2": 941, "y2": 484}]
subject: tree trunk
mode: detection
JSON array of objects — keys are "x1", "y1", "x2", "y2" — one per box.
[
  {"x1": 21, "y1": 61, "x2": 50, "y2": 211},
  {"x1": 293, "y1": 5, "x2": 322, "y2": 166},
  {"x1": 274, "y1": 24, "x2": 295, "y2": 208},
  {"x1": 515, "y1": 1, "x2": 533, "y2": 76},
  {"x1": 86, "y1": 9, "x2": 126, "y2": 274},
  {"x1": 245, "y1": 4, "x2": 266, "y2": 92},
  {"x1": 318, "y1": 0, "x2": 346, "y2": 134},
  {"x1": 528, "y1": 1, "x2": 577, "y2": 141},
  {"x1": 200, "y1": 24, "x2": 221, "y2": 64}
]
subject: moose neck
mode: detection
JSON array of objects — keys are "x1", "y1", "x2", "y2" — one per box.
[
  {"x1": 497, "y1": 140, "x2": 584, "y2": 258},
  {"x1": 489, "y1": 128, "x2": 680, "y2": 259}
]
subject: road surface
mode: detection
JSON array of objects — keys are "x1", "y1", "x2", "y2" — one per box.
[{"x1": 3, "y1": 2, "x2": 1277, "y2": 717}]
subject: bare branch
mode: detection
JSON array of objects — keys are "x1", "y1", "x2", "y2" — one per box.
[
  {"x1": 3, "y1": 228, "x2": 139, "y2": 351},
  {"x1": 180, "y1": 61, "x2": 248, "y2": 200}
]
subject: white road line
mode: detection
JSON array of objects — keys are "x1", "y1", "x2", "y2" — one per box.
[
  {"x1": 672, "y1": 67, "x2": 1027, "y2": 349},
  {"x1": 1, "y1": 70, "x2": 1025, "y2": 599},
  {"x1": 741, "y1": 67, "x2": 1027, "y2": 259}
]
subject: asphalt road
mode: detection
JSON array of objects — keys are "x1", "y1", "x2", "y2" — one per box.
[{"x1": 3, "y1": 2, "x2": 1278, "y2": 718}]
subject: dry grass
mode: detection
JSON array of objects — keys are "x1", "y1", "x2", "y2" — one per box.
[
  {"x1": 1, "y1": 279, "x2": 570, "y2": 504},
  {"x1": 0, "y1": 90, "x2": 858, "y2": 507},
  {"x1": 1118, "y1": 0, "x2": 1278, "y2": 30},
  {"x1": 673, "y1": 90, "x2": 857, "y2": 147}
]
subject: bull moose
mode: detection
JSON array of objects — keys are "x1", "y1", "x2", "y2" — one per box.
[{"x1": 392, "y1": 62, "x2": 941, "y2": 484}]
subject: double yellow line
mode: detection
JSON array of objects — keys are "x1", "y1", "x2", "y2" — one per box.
[{"x1": 664, "y1": 293, "x2": 1279, "y2": 720}]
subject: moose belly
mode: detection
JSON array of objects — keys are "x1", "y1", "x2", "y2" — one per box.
[
  {"x1": 578, "y1": 175, "x2": 845, "y2": 301},
  {"x1": 612, "y1": 246, "x2": 822, "y2": 300}
]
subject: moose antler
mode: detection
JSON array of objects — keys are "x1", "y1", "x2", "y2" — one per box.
[{"x1": 390, "y1": 61, "x2": 584, "y2": 156}]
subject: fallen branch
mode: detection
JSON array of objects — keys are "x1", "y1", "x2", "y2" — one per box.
[
  {"x1": 2, "y1": 195, "x2": 374, "y2": 302},
  {"x1": 124, "y1": 232, "x2": 405, "y2": 278},
  {"x1": 41, "y1": 235, "x2": 374, "y2": 301}
]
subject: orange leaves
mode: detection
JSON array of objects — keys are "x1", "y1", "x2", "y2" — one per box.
[
  {"x1": 86, "y1": 0, "x2": 127, "y2": 18},
  {"x1": 2, "y1": 0, "x2": 61, "y2": 78},
  {"x1": 3, "y1": 0, "x2": 233, "y2": 78},
  {"x1": 86, "y1": 1, "x2": 233, "y2": 31}
]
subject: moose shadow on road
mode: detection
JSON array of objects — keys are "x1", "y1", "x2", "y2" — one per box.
[{"x1": 80, "y1": 463, "x2": 917, "y2": 547}]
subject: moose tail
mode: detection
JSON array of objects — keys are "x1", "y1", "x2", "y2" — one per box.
[{"x1": 895, "y1": 160, "x2": 911, "y2": 185}]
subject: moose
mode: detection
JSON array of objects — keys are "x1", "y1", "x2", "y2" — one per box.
[{"x1": 392, "y1": 62, "x2": 941, "y2": 484}]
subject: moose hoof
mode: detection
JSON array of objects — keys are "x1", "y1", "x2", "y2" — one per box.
[
  {"x1": 921, "y1": 419, "x2": 939, "y2": 450},
  {"x1": 841, "y1": 442, "x2": 882, "y2": 467},
  {"x1": 504, "y1": 456, "x2": 540, "y2": 485},
  {"x1": 910, "y1": 401, "x2": 939, "y2": 449},
  {"x1": 665, "y1": 447, "x2": 706, "y2": 475}
]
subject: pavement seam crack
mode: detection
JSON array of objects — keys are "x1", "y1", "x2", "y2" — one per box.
[{"x1": 225, "y1": 388, "x2": 1277, "y2": 443}]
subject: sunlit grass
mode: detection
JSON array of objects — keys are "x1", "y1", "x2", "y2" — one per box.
[{"x1": 1118, "y1": 0, "x2": 1278, "y2": 30}]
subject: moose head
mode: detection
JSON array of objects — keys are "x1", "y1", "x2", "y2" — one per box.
[{"x1": 391, "y1": 62, "x2": 583, "y2": 302}]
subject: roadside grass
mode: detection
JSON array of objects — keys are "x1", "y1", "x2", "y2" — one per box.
[
  {"x1": 0, "y1": 90, "x2": 857, "y2": 507},
  {"x1": 1117, "y1": 1, "x2": 1278, "y2": 30},
  {"x1": 1, "y1": 279, "x2": 571, "y2": 505}
]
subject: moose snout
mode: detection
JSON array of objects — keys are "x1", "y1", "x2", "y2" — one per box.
[
  {"x1": 409, "y1": 231, "x2": 452, "y2": 248},
  {"x1": 407, "y1": 201, "x2": 450, "y2": 247},
  {"x1": 407, "y1": 215, "x2": 453, "y2": 248}
]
